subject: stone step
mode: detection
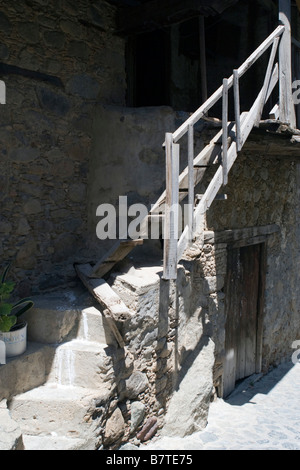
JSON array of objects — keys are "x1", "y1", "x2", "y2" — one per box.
[
  {"x1": 47, "y1": 339, "x2": 116, "y2": 389},
  {"x1": 9, "y1": 384, "x2": 112, "y2": 447},
  {"x1": 0, "y1": 400, "x2": 24, "y2": 450},
  {"x1": 22, "y1": 434, "x2": 88, "y2": 451},
  {"x1": 0, "y1": 342, "x2": 54, "y2": 402},
  {"x1": 24, "y1": 290, "x2": 117, "y2": 347},
  {"x1": 77, "y1": 306, "x2": 116, "y2": 346}
]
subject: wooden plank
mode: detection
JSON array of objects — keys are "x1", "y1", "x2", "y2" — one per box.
[
  {"x1": 90, "y1": 239, "x2": 143, "y2": 278},
  {"x1": 75, "y1": 264, "x2": 132, "y2": 348},
  {"x1": 76, "y1": 264, "x2": 132, "y2": 321},
  {"x1": 279, "y1": 0, "x2": 296, "y2": 127},
  {"x1": 256, "y1": 243, "x2": 267, "y2": 373},
  {"x1": 233, "y1": 70, "x2": 242, "y2": 151},
  {"x1": 222, "y1": 78, "x2": 229, "y2": 185},
  {"x1": 243, "y1": 245, "x2": 260, "y2": 378},
  {"x1": 265, "y1": 62, "x2": 278, "y2": 103},
  {"x1": 163, "y1": 134, "x2": 179, "y2": 280},
  {"x1": 223, "y1": 247, "x2": 239, "y2": 397},
  {"x1": 188, "y1": 124, "x2": 195, "y2": 241},
  {"x1": 223, "y1": 244, "x2": 262, "y2": 396},
  {"x1": 269, "y1": 102, "x2": 280, "y2": 120},
  {"x1": 255, "y1": 36, "x2": 280, "y2": 125}
]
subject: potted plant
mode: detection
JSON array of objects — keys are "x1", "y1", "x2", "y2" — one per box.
[{"x1": 0, "y1": 265, "x2": 33, "y2": 358}]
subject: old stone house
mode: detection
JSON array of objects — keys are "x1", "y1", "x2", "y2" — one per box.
[{"x1": 0, "y1": 0, "x2": 300, "y2": 450}]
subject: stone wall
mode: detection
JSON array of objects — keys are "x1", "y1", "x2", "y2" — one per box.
[
  {"x1": 204, "y1": 152, "x2": 300, "y2": 370},
  {"x1": 109, "y1": 264, "x2": 216, "y2": 443},
  {"x1": 104, "y1": 149, "x2": 300, "y2": 445},
  {"x1": 0, "y1": 0, "x2": 126, "y2": 294}
]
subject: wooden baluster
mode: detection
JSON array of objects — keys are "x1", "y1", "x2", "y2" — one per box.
[
  {"x1": 233, "y1": 70, "x2": 242, "y2": 152},
  {"x1": 163, "y1": 133, "x2": 179, "y2": 280},
  {"x1": 188, "y1": 124, "x2": 195, "y2": 242},
  {"x1": 222, "y1": 78, "x2": 229, "y2": 186}
]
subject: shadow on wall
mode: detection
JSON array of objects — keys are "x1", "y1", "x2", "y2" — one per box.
[{"x1": 86, "y1": 104, "x2": 191, "y2": 259}]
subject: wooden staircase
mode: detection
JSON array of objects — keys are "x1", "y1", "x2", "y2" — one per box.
[{"x1": 77, "y1": 14, "x2": 298, "y2": 299}]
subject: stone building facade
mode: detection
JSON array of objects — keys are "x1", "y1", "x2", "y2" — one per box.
[{"x1": 0, "y1": 0, "x2": 300, "y2": 449}]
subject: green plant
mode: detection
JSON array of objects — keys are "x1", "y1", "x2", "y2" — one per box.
[{"x1": 0, "y1": 265, "x2": 33, "y2": 333}]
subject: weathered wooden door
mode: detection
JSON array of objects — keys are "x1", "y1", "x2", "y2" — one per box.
[{"x1": 223, "y1": 243, "x2": 264, "y2": 397}]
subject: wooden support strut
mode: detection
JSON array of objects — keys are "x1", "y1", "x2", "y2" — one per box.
[
  {"x1": 279, "y1": 0, "x2": 296, "y2": 127},
  {"x1": 75, "y1": 263, "x2": 132, "y2": 348}
]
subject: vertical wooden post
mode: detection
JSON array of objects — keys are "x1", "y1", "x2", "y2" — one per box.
[
  {"x1": 279, "y1": 0, "x2": 296, "y2": 127},
  {"x1": 222, "y1": 78, "x2": 229, "y2": 186},
  {"x1": 199, "y1": 16, "x2": 208, "y2": 103},
  {"x1": 233, "y1": 70, "x2": 242, "y2": 152},
  {"x1": 188, "y1": 124, "x2": 195, "y2": 242},
  {"x1": 163, "y1": 133, "x2": 179, "y2": 280}
]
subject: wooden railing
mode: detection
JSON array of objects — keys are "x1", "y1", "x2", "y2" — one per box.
[
  {"x1": 160, "y1": 25, "x2": 287, "y2": 280},
  {"x1": 292, "y1": 36, "x2": 300, "y2": 128}
]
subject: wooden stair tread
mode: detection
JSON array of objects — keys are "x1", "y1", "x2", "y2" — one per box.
[
  {"x1": 150, "y1": 121, "x2": 240, "y2": 215},
  {"x1": 89, "y1": 239, "x2": 143, "y2": 278}
]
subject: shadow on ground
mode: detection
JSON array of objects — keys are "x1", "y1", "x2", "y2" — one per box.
[{"x1": 225, "y1": 360, "x2": 296, "y2": 406}]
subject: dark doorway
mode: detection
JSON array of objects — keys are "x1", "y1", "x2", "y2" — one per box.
[
  {"x1": 223, "y1": 243, "x2": 266, "y2": 397},
  {"x1": 126, "y1": 29, "x2": 170, "y2": 107}
]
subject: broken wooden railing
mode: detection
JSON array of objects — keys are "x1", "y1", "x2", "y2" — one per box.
[{"x1": 160, "y1": 24, "x2": 286, "y2": 280}]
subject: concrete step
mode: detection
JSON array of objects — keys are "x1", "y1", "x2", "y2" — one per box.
[
  {"x1": 77, "y1": 306, "x2": 116, "y2": 345},
  {"x1": 9, "y1": 384, "x2": 112, "y2": 447},
  {"x1": 0, "y1": 400, "x2": 24, "y2": 450},
  {"x1": 22, "y1": 434, "x2": 88, "y2": 450},
  {"x1": 23, "y1": 290, "x2": 117, "y2": 347},
  {"x1": 0, "y1": 342, "x2": 54, "y2": 401},
  {"x1": 47, "y1": 339, "x2": 116, "y2": 389}
]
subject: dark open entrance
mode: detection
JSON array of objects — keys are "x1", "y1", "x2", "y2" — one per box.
[
  {"x1": 126, "y1": 29, "x2": 170, "y2": 107},
  {"x1": 223, "y1": 243, "x2": 266, "y2": 397}
]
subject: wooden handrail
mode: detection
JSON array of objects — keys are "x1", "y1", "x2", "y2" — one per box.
[
  {"x1": 162, "y1": 24, "x2": 289, "y2": 279},
  {"x1": 170, "y1": 25, "x2": 285, "y2": 143}
]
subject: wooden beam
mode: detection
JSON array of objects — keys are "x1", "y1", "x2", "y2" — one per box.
[
  {"x1": 255, "y1": 36, "x2": 280, "y2": 125},
  {"x1": 269, "y1": 102, "x2": 280, "y2": 119},
  {"x1": 89, "y1": 239, "x2": 143, "y2": 278},
  {"x1": 75, "y1": 264, "x2": 133, "y2": 348},
  {"x1": 279, "y1": 0, "x2": 296, "y2": 127}
]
